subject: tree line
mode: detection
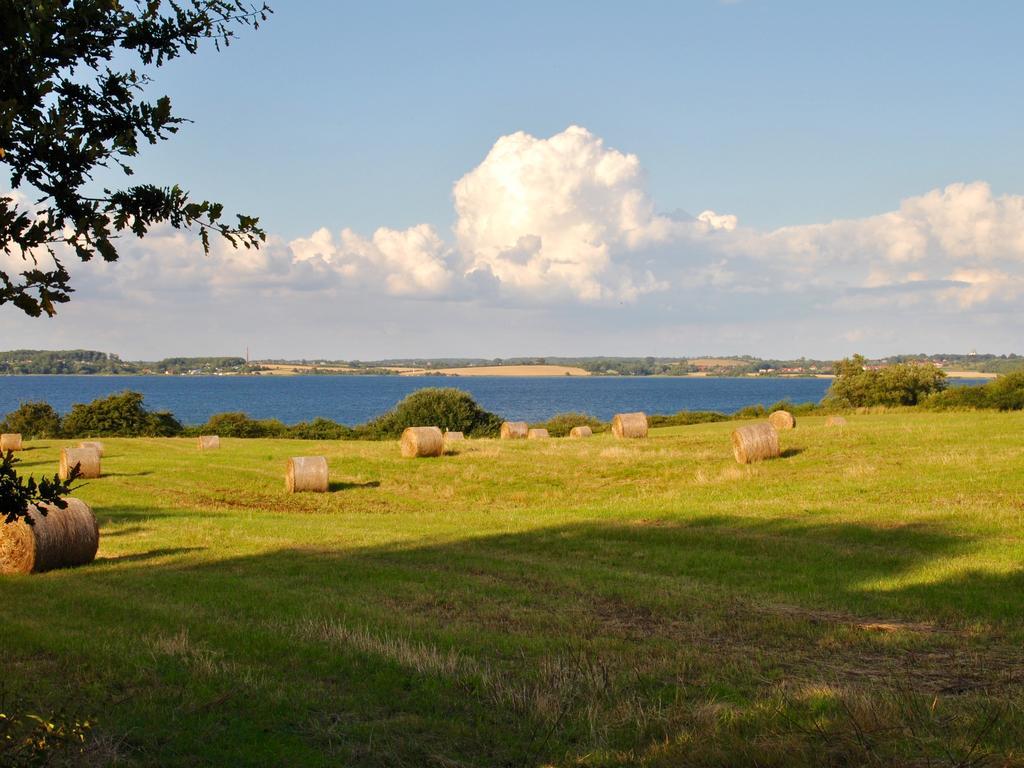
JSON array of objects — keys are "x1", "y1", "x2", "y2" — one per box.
[{"x1": 3, "y1": 362, "x2": 1022, "y2": 444}]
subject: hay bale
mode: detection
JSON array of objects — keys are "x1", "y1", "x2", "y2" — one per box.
[
  {"x1": 0, "y1": 497, "x2": 99, "y2": 575},
  {"x1": 612, "y1": 412, "x2": 648, "y2": 439},
  {"x1": 500, "y1": 421, "x2": 528, "y2": 440},
  {"x1": 768, "y1": 410, "x2": 796, "y2": 430},
  {"x1": 731, "y1": 423, "x2": 780, "y2": 464},
  {"x1": 59, "y1": 447, "x2": 101, "y2": 480},
  {"x1": 527, "y1": 428, "x2": 549, "y2": 440},
  {"x1": 401, "y1": 426, "x2": 444, "y2": 458},
  {"x1": 197, "y1": 435, "x2": 220, "y2": 451},
  {"x1": 443, "y1": 431, "x2": 465, "y2": 453},
  {"x1": 78, "y1": 441, "x2": 104, "y2": 457},
  {"x1": 0, "y1": 433, "x2": 23, "y2": 452},
  {"x1": 569, "y1": 426, "x2": 593, "y2": 438},
  {"x1": 285, "y1": 456, "x2": 329, "y2": 493},
  {"x1": 825, "y1": 416, "x2": 848, "y2": 427}
]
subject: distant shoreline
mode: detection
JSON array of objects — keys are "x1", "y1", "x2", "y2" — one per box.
[{"x1": 0, "y1": 367, "x2": 999, "y2": 380}]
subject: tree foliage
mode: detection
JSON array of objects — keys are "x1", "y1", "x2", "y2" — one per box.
[
  {"x1": 827, "y1": 354, "x2": 947, "y2": 407},
  {"x1": 926, "y1": 371, "x2": 1024, "y2": 411},
  {"x1": 532, "y1": 412, "x2": 607, "y2": 437},
  {"x1": 358, "y1": 388, "x2": 503, "y2": 439},
  {"x1": 198, "y1": 411, "x2": 286, "y2": 438},
  {"x1": 1, "y1": 0, "x2": 270, "y2": 316},
  {"x1": 0, "y1": 400, "x2": 63, "y2": 439},
  {"x1": 62, "y1": 390, "x2": 182, "y2": 436},
  {"x1": 0, "y1": 450, "x2": 77, "y2": 525}
]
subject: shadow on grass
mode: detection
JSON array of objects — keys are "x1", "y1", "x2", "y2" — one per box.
[
  {"x1": 99, "y1": 525, "x2": 149, "y2": 538},
  {"x1": 328, "y1": 480, "x2": 381, "y2": 492},
  {"x1": 102, "y1": 471, "x2": 154, "y2": 478},
  {"x1": 780, "y1": 446, "x2": 806, "y2": 458},
  {"x1": 95, "y1": 505, "x2": 220, "y2": 522},
  {"x1": 95, "y1": 546, "x2": 205, "y2": 564},
  {"x1": 5, "y1": 516, "x2": 1024, "y2": 766}
]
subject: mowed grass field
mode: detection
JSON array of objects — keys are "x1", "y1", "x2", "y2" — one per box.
[{"x1": 3, "y1": 412, "x2": 1024, "y2": 766}]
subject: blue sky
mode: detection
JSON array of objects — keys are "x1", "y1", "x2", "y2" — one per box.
[
  {"x1": 7, "y1": 1, "x2": 1024, "y2": 359},
  {"x1": 130, "y1": 0, "x2": 1024, "y2": 236}
]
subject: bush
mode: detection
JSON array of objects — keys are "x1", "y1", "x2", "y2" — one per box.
[
  {"x1": 199, "y1": 412, "x2": 288, "y2": 438},
  {"x1": 925, "y1": 372, "x2": 1024, "y2": 411},
  {"x1": 532, "y1": 412, "x2": 606, "y2": 437},
  {"x1": 288, "y1": 418, "x2": 353, "y2": 440},
  {"x1": 62, "y1": 391, "x2": 182, "y2": 437},
  {"x1": 983, "y1": 371, "x2": 1024, "y2": 410},
  {"x1": 0, "y1": 401, "x2": 62, "y2": 439},
  {"x1": 357, "y1": 388, "x2": 503, "y2": 439},
  {"x1": 827, "y1": 355, "x2": 947, "y2": 407},
  {"x1": 648, "y1": 410, "x2": 730, "y2": 428}
]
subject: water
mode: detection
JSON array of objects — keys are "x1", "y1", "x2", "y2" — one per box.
[{"x1": 0, "y1": 375, "x2": 983, "y2": 425}]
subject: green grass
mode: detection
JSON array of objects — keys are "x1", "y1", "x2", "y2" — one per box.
[{"x1": 3, "y1": 412, "x2": 1024, "y2": 766}]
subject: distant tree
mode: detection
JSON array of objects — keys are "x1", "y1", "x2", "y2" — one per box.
[
  {"x1": 200, "y1": 411, "x2": 287, "y2": 437},
  {"x1": 533, "y1": 412, "x2": 606, "y2": 437},
  {"x1": 0, "y1": 401, "x2": 62, "y2": 439},
  {"x1": 828, "y1": 354, "x2": 947, "y2": 407},
  {"x1": 358, "y1": 388, "x2": 503, "y2": 439},
  {"x1": 926, "y1": 371, "x2": 1024, "y2": 411},
  {"x1": 62, "y1": 391, "x2": 182, "y2": 437},
  {"x1": 1, "y1": 1, "x2": 271, "y2": 317}
]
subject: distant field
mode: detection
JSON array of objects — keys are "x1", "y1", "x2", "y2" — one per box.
[
  {"x1": 943, "y1": 370, "x2": 1000, "y2": 379},
  {"x1": 2, "y1": 412, "x2": 1024, "y2": 766},
  {"x1": 257, "y1": 363, "x2": 359, "y2": 375},
  {"x1": 255, "y1": 363, "x2": 591, "y2": 377},
  {"x1": 398, "y1": 364, "x2": 591, "y2": 377},
  {"x1": 689, "y1": 357, "x2": 748, "y2": 367}
]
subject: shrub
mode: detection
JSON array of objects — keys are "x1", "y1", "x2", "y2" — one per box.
[
  {"x1": 827, "y1": 355, "x2": 947, "y2": 407},
  {"x1": 733, "y1": 403, "x2": 768, "y2": 420},
  {"x1": 0, "y1": 401, "x2": 62, "y2": 439},
  {"x1": 533, "y1": 412, "x2": 607, "y2": 437},
  {"x1": 200, "y1": 412, "x2": 288, "y2": 438},
  {"x1": 925, "y1": 372, "x2": 1024, "y2": 411},
  {"x1": 62, "y1": 391, "x2": 182, "y2": 437},
  {"x1": 648, "y1": 411, "x2": 730, "y2": 427},
  {"x1": 357, "y1": 388, "x2": 503, "y2": 439},
  {"x1": 288, "y1": 418, "x2": 353, "y2": 440},
  {"x1": 983, "y1": 371, "x2": 1024, "y2": 410}
]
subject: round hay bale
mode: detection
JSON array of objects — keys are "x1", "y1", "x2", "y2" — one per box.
[
  {"x1": 78, "y1": 441, "x2": 104, "y2": 457},
  {"x1": 500, "y1": 421, "x2": 528, "y2": 440},
  {"x1": 401, "y1": 426, "x2": 444, "y2": 458},
  {"x1": 59, "y1": 447, "x2": 101, "y2": 480},
  {"x1": 612, "y1": 412, "x2": 648, "y2": 439},
  {"x1": 768, "y1": 410, "x2": 796, "y2": 430},
  {"x1": 197, "y1": 435, "x2": 220, "y2": 451},
  {"x1": 527, "y1": 428, "x2": 549, "y2": 440},
  {"x1": 443, "y1": 431, "x2": 465, "y2": 452},
  {"x1": 731, "y1": 423, "x2": 780, "y2": 464},
  {"x1": 0, "y1": 497, "x2": 99, "y2": 575},
  {"x1": 569, "y1": 426, "x2": 593, "y2": 438},
  {"x1": 1, "y1": 433, "x2": 23, "y2": 452},
  {"x1": 285, "y1": 456, "x2": 329, "y2": 493},
  {"x1": 825, "y1": 416, "x2": 848, "y2": 427}
]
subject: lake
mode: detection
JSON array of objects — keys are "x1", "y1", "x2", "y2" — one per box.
[{"x1": 0, "y1": 375, "x2": 982, "y2": 425}]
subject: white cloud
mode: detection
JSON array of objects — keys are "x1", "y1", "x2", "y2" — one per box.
[
  {"x1": 8, "y1": 127, "x2": 1024, "y2": 358},
  {"x1": 451, "y1": 125, "x2": 671, "y2": 301},
  {"x1": 290, "y1": 224, "x2": 453, "y2": 296}
]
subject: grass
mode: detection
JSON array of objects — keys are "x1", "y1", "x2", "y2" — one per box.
[{"x1": 2, "y1": 411, "x2": 1024, "y2": 766}]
